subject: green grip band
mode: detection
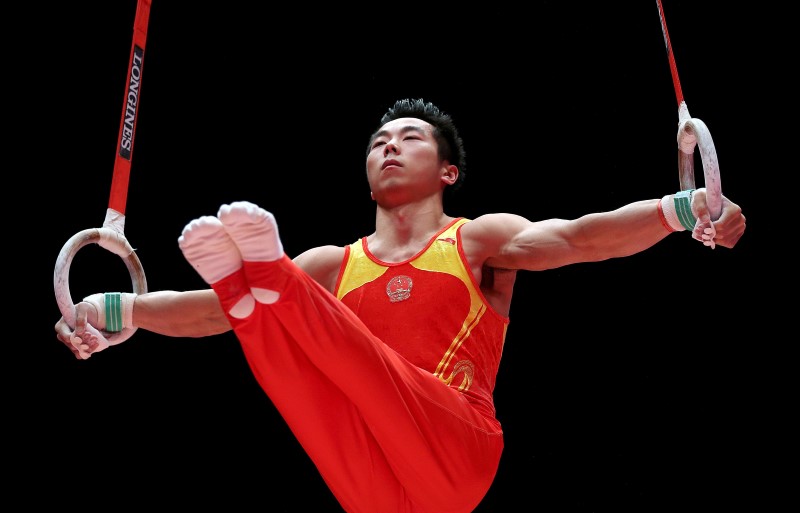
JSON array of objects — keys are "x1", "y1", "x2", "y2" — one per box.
[
  {"x1": 674, "y1": 189, "x2": 696, "y2": 231},
  {"x1": 105, "y1": 292, "x2": 123, "y2": 332}
]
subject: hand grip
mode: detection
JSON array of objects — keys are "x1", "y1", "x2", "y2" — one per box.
[{"x1": 54, "y1": 226, "x2": 147, "y2": 345}]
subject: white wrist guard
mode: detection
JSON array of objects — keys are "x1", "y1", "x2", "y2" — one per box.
[
  {"x1": 82, "y1": 292, "x2": 137, "y2": 333},
  {"x1": 659, "y1": 189, "x2": 697, "y2": 232}
]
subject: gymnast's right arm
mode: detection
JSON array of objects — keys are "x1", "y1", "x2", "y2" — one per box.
[
  {"x1": 54, "y1": 289, "x2": 232, "y2": 360},
  {"x1": 130, "y1": 290, "x2": 231, "y2": 336}
]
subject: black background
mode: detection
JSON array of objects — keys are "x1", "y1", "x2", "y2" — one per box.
[{"x1": 15, "y1": 1, "x2": 780, "y2": 511}]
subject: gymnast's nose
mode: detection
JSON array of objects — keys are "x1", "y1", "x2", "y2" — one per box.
[{"x1": 383, "y1": 140, "x2": 399, "y2": 156}]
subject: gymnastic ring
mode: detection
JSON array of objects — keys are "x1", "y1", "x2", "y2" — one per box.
[
  {"x1": 676, "y1": 101, "x2": 722, "y2": 221},
  {"x1": 54, "y1": 227, "x2": 147, "y2": 344}
]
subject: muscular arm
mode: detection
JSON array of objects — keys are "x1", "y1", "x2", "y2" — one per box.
[
  {"x1": 53, "y1": 288, "x2": 231, "y2": 359},
  {"x1": 495, "y1": 199, "x2": 669, "y2": 271},
  {"x1": 133, "y1": 289, "x2": 231, "y2": 337},
  {"x1": 55, "y1": 242, "x2": 347, "y2": 359},
  {"x1": 468, "y1": 192, "x2": 744, "y2": 272},
  {"x1": 129, "y1": 244, "x2": 346, "y2": 337},
  {"x1": 130, "y1": 245, "x2": 346, "y2": 337}
]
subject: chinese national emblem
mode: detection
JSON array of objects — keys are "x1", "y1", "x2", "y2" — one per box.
[{"x1": 386, "y1": 275, "x2": 413, "y2": 303}]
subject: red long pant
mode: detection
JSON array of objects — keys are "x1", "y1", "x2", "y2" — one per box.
[{"x1": 210, "y1": 255, "x2": 504, "y2": 513}]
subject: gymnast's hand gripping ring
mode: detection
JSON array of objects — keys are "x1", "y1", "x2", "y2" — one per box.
[{"x1": 54, "y1": 213, "x2": 147, "y2": 345}]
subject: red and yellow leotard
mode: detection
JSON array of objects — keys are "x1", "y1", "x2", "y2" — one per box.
[{"x1": 335, "y1": 217, "x2": 509, "y2": 421}]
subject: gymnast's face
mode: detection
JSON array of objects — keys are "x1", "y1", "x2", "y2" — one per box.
[{"x1": 366, "y1": 117, "x2": 453, "y2": 206}]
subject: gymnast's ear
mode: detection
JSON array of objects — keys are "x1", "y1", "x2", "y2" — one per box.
[{"x1": 441, "y1": 164, "x2": 458, "y2": 186}]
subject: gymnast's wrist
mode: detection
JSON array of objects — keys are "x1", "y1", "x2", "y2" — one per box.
[
  {"x1": 82, "y1": 292, "x2": 137, "y2": 332},
  {"x1": 658, "y1": 189, "x2": 697, "y2": 232}
]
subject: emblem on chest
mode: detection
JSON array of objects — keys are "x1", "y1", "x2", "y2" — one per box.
[{"x1": 386, "y1": 275, "x2": 413, "y2": 303}]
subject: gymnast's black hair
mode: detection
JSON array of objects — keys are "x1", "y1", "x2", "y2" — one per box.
[{"x1": 368, "y1": 98, "x2": 466, "y2": 191}]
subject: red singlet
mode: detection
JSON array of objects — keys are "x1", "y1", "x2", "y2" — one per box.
[{"x1": 336, "y1": 218, "x2": 508, "y2": 421}]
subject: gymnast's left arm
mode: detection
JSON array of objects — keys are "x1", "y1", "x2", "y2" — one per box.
[{"x1": 471, "y1": 188, "x2": 746, "y2": 273}]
